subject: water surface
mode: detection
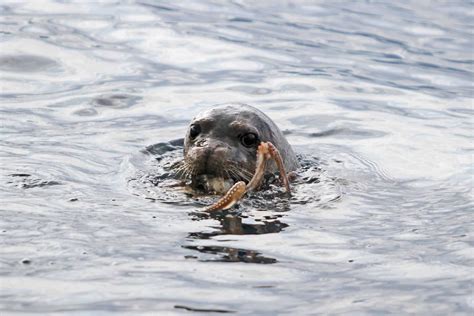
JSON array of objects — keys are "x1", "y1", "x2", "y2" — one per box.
[{"x1": 1, "y1": 1, "x2": 473, "y2": 315}]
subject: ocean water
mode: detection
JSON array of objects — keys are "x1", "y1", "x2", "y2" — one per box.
[{"x1": 1, "y1": 1, "x2": 472, "y2": 315}]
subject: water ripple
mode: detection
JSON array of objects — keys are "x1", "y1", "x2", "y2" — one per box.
[{"x1": 1, "y1": 1, "x2": 472, "y2": 314}]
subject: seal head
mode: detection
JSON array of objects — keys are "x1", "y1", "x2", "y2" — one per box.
[{"x1": 183, "y1": 103, "x2": 299, "y2": 193}]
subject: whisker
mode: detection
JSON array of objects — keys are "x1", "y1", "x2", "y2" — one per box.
[
  {"x1": 186, "y1": 162, "x2": 193, "y2": 180},
  {"x1": 173, "y1": 160, "x2": 194, "y2": 180},
  {"x1": 229, "y1": 162, "x2": 253, "y2": 181},
  {"x1": 229, "y1": 165, "x2": 251, "y2": 183}
]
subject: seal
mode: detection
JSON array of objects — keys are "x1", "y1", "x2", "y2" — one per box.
[{"x1": 178, "y1": 103, "x2": 299, "y2": 194}]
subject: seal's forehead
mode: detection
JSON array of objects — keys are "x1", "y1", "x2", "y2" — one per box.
[
  {"x1": 191, "y1": 117, "x2": 257, "y2": 133},
  {"x1": 192, "y1": 108, "x2": 253, "y2": 124},
  {"x1": 191, "y1": 106, "x2": 267, "y2": 134},
  {"x1": 191, "y1": 116, "x2": 215, "y2": 126},
  {"x1": 229, "y1": 120, "x2": 258, "y2": 134}
]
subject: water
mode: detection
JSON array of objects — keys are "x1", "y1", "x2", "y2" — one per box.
[{"x1": 1, "y1": 1, "x2": 472, "y2": 314}]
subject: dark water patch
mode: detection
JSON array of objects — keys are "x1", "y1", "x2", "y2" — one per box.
[
  {"x1": 59, "y1": 115, "x2": 181, "y2": 130},
  {"x1": 143, "y1": 138, "x2": 184, "y2": 155},
  {"x1": 20, "y1": 259, "x2": 31, "y2": 265},
  {"x1": 188, "y1": 214, "x2": 288, "y2": 239},
  {"x1": 288, "y1": 114, "x2": 360, "y2": 128},
  {"x1": 309, "y1": 128, "x2": 343, "y2": 138},
  {"x1": 448, "y1": 107, "x2": 474, "y2": 116},
  {"x1": 91, "y1": 94, "x2": 141, "y2": 109},
  {"x1": 183, "y1": 245, "x2": 277, "y2": 264},
  {"x1": 139, "y1": 2, "x2": 176, "y2": 12},
  {"x1": 7, "y1": 174, "x2": 61, "y2": 189},
  {"x1": 280, "y1": 83, "x2": 316, "y2": 92},
  {"x1": 8, "y1": 173, "x2": 31, "y2": 177},
  {"x1": 0, "y1": 54, "x2": 60, "y2": 73},
  {"x1": 331, "y1": 98, "x2": 453, "y2": 120},
  {"x1": 73, "y1": 108, "x2": 98, "y2": 116},
  {"x1": 127, "y1": 141, "x2": 199, "y2": 205},
  {"x1": 73, "y1": 94, "x2": 142, "y2": 116},
  {"x1": 305, "y1": 127, "x2": 387, "y2": 139},
  {"x1": 174, "y1": 305, "x2": 235, "y2": 313},
  {"x1": 226, "y1": 85, "x2": 272, "y2": 95}
]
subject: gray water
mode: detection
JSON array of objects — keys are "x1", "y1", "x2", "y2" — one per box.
[{"x1": 1, "y1": 1, "x2": 473, "y2": 315}]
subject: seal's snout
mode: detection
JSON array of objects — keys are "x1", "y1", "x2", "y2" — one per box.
[{"x1": 188, "y1": 139, "x2": 232, "y2": 177}]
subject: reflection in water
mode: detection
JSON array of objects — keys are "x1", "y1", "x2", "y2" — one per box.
[
  {"x1": 185, "y1": 213, "x2": 288, "y2": 264},
  {"x1": 188, "y1": 213, "x2": 288, "y2": 238},
  {"x1": 183, "y1": 245, "x2": 277, "y2": 264},
  {"x1": 221, "y1": 214, "x2": 288, "y2": 235}
]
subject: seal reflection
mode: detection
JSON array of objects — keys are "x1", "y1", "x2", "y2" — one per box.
[
  {"x1": 183, "y1": 245, "x2": 277, "y2": 264},
  {"x1": 184, "y1": 212, "x2": 289, "y2": 264}
]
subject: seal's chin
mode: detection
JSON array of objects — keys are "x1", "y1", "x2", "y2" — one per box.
[{"x1": 192, "y1": 174, "x2": 235, "y2": 194}]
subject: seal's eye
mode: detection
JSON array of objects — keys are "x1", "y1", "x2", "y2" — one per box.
[
  {"x1": 240, "y1": 133, "x2": 259, "y2": 148},
  {"x1": 189, "y1": 124, "x2": 201, "y2": 139}
]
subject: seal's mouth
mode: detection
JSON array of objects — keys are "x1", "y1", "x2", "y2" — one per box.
[
  {"x1": 171, "y1": 158, "x2": 254, "y2": 194},
  {"x1": 192, "y1": 174, "x2": 234, "y2": 194}
]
